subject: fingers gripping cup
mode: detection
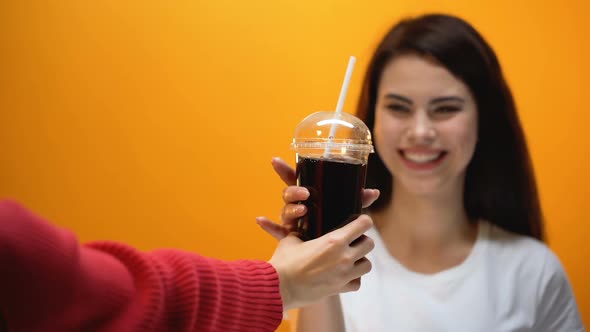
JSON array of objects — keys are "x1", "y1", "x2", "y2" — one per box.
[{"x1": 292, "y1": 111, "x2": 374, "y2": 240}]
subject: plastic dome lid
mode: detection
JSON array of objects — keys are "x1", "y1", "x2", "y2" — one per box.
[{"x1": 291, "y1": 111, "x2": 374, "y2": 158}]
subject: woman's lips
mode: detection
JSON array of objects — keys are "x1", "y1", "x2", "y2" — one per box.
[{"x1": 398, "y1": 149, "x2": 447, "y2": 170}]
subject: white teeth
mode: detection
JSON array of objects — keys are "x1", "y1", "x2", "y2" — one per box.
[{"x1": 403, "y1": 152, "x2": 441, "y2": 163}]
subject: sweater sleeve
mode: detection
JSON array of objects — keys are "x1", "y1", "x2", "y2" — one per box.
[{"x1": 0, "y1": 200, "x2": 284, "y2": 332}]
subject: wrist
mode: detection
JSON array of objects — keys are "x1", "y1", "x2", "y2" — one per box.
[{"x1": 269, "y1": 261, "x2": 293, "y2": 310}]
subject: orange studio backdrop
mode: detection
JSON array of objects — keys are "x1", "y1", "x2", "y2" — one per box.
[{"x1": 0, "y1": 1, "x2": 587, "y2": 330}]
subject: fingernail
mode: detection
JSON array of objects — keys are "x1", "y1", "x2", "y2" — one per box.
[
  {"x1": 297, "y1": 187, "x2": 310, "y2": 198},
  {"x1": 290, "y1": 205, "x2": 300, "y2": 214}
]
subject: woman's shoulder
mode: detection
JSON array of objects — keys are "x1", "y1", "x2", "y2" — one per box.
[
  {"x1": 481, "y1": 221, "x2": 566, "y2": 278},
  {"x1": 481, "y1": 223, "x2": 586, "y2": 330},
  {"x1": 483, "y1": 221, "x2": 548, "y2": 253}
]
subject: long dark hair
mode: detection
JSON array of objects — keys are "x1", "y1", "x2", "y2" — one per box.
[{"x1": 358, "y1": 14, "x2": 544, "y2": 241}]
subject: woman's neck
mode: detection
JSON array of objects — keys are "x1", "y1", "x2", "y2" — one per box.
[{"x1": 372, "y1": 183, "x2": 478, "y2": 274}]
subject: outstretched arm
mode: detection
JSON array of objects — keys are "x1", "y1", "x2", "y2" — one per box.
[{"x1": 0, "y1": 200, "x2": 283, "y2": 332}]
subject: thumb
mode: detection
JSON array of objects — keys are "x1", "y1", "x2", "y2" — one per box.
[
  {"x1": 256, "y1": 216, "x2": 290, "y2": 241},
  {"x1": 361, "y1": 188, "x2": 380, "y2": 208}
]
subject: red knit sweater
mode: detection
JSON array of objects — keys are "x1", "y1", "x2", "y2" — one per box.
[{"x1": 0, "y1": 200, "x2": 284, "y2": 331}]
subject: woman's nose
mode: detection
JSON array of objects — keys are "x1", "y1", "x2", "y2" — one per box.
[{"x1": 406, "y1": 112, "x2": 436, "y2": 144}]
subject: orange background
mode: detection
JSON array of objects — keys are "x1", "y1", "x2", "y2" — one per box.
[{"x1": 0, "y1": 1, "x2": 587, "y2": 330}]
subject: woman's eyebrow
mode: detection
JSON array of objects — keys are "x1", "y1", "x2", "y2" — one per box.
[
  {"x1": 384, "y1": 93, "x2": 413, "y2": 105},
  {"x1": 429, "y1": 96, "x2": 465, "y2": 104}
]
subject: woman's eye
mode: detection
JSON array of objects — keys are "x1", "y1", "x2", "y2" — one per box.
[
  {"x1": 435, "y1": 106, "x2": 460, "y2": 113},
  {"x1": 386, "y1": 104, "x2": 410, "y2": 113}
]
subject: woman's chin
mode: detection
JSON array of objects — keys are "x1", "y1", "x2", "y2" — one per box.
[{"x1": 395, "y1": 177, "x2": 449, "y2": 197}]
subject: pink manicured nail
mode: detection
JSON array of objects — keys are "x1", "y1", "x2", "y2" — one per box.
[
  {"x1": 295, "y1": 205, "x2": 305, "y2": 214},
  {"x1": 297, "y1": 187, "x2": 310, "y2": 198}
]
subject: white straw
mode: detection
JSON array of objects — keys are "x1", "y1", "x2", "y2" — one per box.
[
  {"x1": 334, "y1": 56, "x2": 356, "y2": 117},
  {"x1": 324, "y1": 56, "x2": 356, "y2": 158}
]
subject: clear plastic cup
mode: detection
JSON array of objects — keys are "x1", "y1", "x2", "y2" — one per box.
[{"x1": 291, "y1": 111, "x2": 374, "y2": 240}]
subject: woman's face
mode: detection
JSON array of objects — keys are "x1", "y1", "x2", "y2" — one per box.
[{"x1": 374, "y1": 54, "x2": 478, "y2": 196}]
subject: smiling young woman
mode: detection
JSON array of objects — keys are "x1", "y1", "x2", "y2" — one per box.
[{"x1": 270, "y1": 13, "x2": 584, "y2": 332}]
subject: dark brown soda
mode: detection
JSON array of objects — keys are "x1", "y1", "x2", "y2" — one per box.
[{"x1": 296, "y1": 157, "x2": 367, "y2": 241}]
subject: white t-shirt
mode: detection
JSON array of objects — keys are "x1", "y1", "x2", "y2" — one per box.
[{"x1": 340, "y1": 221, "x2": 584, "y2": 332}]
